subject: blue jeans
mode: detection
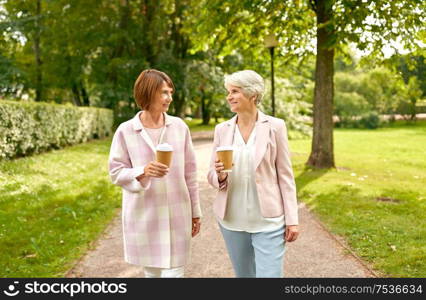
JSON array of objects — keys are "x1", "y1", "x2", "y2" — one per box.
[{"x1": 219, "y1": 224, "x2": 286, "y2": 278}]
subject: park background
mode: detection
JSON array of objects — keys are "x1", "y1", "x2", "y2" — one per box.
[{"x1": 0, "y1": 0, "x2": 425, "y2": 277}]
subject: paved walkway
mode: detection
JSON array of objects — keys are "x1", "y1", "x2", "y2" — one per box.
[{"x1": 66, "y1": 139, "x2": 377, "y2": 278}]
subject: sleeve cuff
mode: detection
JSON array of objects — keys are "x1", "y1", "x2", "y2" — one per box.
[
  {"x1": 219, "y1": 179, "x2": 227, "y2": 190},
  {"x1": 218, "y1": 174, "x2": 228, "y2": 190},
  {"x1": 133, "y1": 166, "x2": 151, "y2": 190}
]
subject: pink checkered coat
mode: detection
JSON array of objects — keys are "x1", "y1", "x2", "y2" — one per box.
[{"x1": 108, "y1": 112, "x2": 202, "y2": 268}]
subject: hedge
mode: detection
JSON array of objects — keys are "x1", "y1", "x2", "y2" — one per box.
[{"x1": 0, "y1": 100, "x2": 113, "y2": 159}]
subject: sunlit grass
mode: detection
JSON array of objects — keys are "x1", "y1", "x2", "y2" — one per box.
[
  {"x1": 185, "y1": 118, "x2": 226, "y2": 131},
  {"x1": 0, "y1": 139, "x2": 121, "y2": 277},
  {"x1": 1, "y1": 120, "x2": 424, "y2": 277}
]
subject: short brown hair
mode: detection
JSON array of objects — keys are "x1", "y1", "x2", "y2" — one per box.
[{"x1": 133, "y1": 69, "x2": 174, "y2": 110}]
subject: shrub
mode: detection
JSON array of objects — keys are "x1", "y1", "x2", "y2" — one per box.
[
  {"x1": 0, "y1": 100, "x2": 113, "y2": 159},
  {"x1": 334, "y1": 91, "x2": 371, "y2": 127},
  {"x1": 261, "y1": 78, "x2": 313, "y2": 139},
  {"x1": 335, "y1": 111, "x2": 382, "y2": 129},
  {"x1": 358, "y1": 111, "x2": 381, "y2": 129}
]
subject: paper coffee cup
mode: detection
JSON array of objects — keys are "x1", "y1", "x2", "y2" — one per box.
[
  {"x1": 216, "y1": 146, "x2": 233, "y2": 172},
  {"x1": 156, "y1": 143, "x2": 173, "y2": 167}
]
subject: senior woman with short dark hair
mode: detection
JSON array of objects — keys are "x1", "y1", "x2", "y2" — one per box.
[{"x1": 207, "y1": 70, "x2": 299, "y2": 278}]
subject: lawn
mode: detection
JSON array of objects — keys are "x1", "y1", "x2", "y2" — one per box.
[
  {"x1": 184, "y1": 118, "x2": 226, "y2": 131},
  {"x1": 290, "y1": 121, "x2": 426, "y2": 277},
  {"x1": 0, "y1": 120, "x2": 424, "y2": 277},
  {"x1": 0, "y1": 139, "x2": 121, "y2": 277}
]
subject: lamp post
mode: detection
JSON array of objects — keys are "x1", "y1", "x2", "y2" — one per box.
[{"x1": 264, "y1": 34, "x2": 278, "y2": 116}]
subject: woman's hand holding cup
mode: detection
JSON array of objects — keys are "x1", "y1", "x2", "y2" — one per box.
[
  {"x1": 215, "y1": 159, "x2": 228, "y2": 182},
  {"x1": 142, "y1": 161, "x2": 169, "y2": 178}
]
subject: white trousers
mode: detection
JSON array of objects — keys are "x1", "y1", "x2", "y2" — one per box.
[{"x1": 143, "y1": 266, "x2": 185, "y2": 278}]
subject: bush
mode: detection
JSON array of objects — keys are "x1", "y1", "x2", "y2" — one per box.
[
  {"x1": 334, "y1": 91, "x2": 371, "y2": 127},
  {"x1": 358, "y1": 111, "x2": 381, "y2": 129},
  {"x1": 0, "y1": 100, "x2": 113, "y2": 159},
  {"x1": 335, "y1": 111, "x2": 382, "y2": 129},
  {"x1": 261, "y1": 77, "x2": 313, "y2": 139}
]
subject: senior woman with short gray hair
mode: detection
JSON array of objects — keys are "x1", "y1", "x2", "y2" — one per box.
[{"x1": 207, "y1": 70, "x2": 299, "y2": 277}]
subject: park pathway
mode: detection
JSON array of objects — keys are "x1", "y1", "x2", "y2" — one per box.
[{"x1": 66, "y1": 137, "x2": 377, "y2": 278}]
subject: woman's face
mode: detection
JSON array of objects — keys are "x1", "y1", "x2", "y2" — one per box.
[
  {"x1": 226, "y1": 85, "x2": 255, "y2": 113},
  {"x1": 149, "y1": 81, "x2": 173, "y2": 113}
]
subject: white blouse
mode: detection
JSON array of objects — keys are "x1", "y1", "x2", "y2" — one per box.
[{"x1": 218, "y1": 123, "x2": 284, "y2": 233}]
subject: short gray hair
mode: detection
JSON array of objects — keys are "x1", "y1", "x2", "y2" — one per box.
[{"x1": 224, "y1": 70, "x2": 265, "y2": 104}]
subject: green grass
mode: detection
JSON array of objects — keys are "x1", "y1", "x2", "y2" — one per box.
[
  {"x1": 184, "y1": 118, "x2": 226, "y2": 131},
  {"x1": 0, "y1": 139, "x2": 121, "y2": 277},
  {"x1": 290, "y1": 121, "x2": 426, "y2": 277},
  {"x1": 1, "y1": 120, "x2": 424, "y2": 277}
]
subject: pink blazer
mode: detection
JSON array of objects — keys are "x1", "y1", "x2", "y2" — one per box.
[{"x1": 207, "y1": 111, "x2": 298, "y2": 225}]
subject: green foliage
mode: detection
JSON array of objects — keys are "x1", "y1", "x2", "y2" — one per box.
[
  {"x1": 277, "y1": 100, "x2": 313, "y2": 139},
  {"x1": 260, "y1": 77, "x2": 312, "y2": 138},
  {"x1": 396, "y1": 76, "x2": 423, "y2": 120},
  {"x1": 334, "y1": 91, "x2": 372, "y2": 127},
  {"x1": 187, "y1": 0, "x2": 424, "y2": 168},
  {"x1": 185, "y1": 60, "x2": 232, "y2": 124},
  {"x1": 360, "y1": 68, "x2": 407, "y2": 114},
  {"x1": 0, "y1": 100, "x2": 113, "y2": 159},
  {"x1": 188, "y1": 0, "x2": 425, "y2": 66},
  {"x1": 0, "y1": 0, "x2": 206, "y2": 116},
  {"x1": 395, "y1": 54, "x2": 426, "y2": 98},
  {"x1": 358, "y1": 111, "x2": 381, "y2": 129},
  {"x1": 333, "y1": 67, "x2": 423, "y2": 128},
  {"x1": 0, "y1": 54, "x2": 24, "y2": 96}
]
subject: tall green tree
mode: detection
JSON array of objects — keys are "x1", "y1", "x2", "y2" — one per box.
[
  {"x1": 42, "y1": 0, "x2": 104, "y2": 106},
  {"x1": 188, "y1": 0, "x2": 425, "y2": 168},
  {"x1": 0, "y1": 8, "x2": 26, "y2": 97},
  {"x1": 2, "y1": 0, "x2": 46, "y2": 101},
  {"x1": 185, "y1": 60, "x2": 225, "y2": 124},
  {"x1": 395, "y1": 54, "x2": 426, "y2": 97}
]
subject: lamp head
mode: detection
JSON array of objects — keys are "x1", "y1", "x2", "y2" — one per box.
[{"x1": 264, "y1": 34, "x2": 278, "y2": 48}]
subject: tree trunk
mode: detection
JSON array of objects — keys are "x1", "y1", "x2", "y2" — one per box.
[
  {"x1": 81, "y1": 84, "x2": 90, "y2": 106},
  {"x1": 141, "y1": 0, "x2": 158, "y2": 66},
  {"x1": 108, "y1": 0, "x2": 131, "y2": 84},
  {"x1": 200, "y1": 89, "x2": 210, "y2": 125},
  {"x1": 172, "y1": 94, "x2": 185, "y2": 118},
  {"x1": 169, "y1": 0, "x2": 189, "y2": 118},
  {"x1": 307, "y1": 0, "x2": 335, "y2": 169},
  {"x1": 34, "y1": 0, "x2": 43, "y2": 101},
  {"x1": 72, "y1": 83, "x2": 82, "y2": 106}
]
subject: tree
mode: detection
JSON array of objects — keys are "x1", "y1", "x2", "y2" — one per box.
[
  {"x1": 42, "y1": 0, "x2": 104, "y2": 106},
  {"x1": 404, "y1": 76, "x2": 423, "y2": 120},
  {"x1": 395, "y1": 54, "x2": 426, "y2": 98},
  {"x1": 2, "y1": 0, "x2": 105, "y2": 105},
  {"x1": 185, "y1": 60, "x2": 225, "y2": 124},
  {"x1": 33, "y1": 0, "x2": 42, "y2": 101},
  {"x1": 187, "y1": 0, "x2": 426, "y2": 168},
  {"x1": 0, "y1": 16, "x2": 26, "y2": 97},
  {"x1": 359, "y1": 67, "x2": 406, "y2": 114},
  {"x1": 2, "y1": 0, "x2": 46, "y2": 101},
  {"x1": 260, "y1": 77, "x2": 313, "y2": 138}
]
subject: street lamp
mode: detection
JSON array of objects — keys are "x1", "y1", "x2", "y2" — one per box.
[{"x1": 264, "y1": 34, "x2": 278, "y2": 116}]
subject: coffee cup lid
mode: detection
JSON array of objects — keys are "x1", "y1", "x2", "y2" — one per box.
[
  {"x1": 156, "y1": 143, "x2": 173, "y2": 151},
  {"x1": 216, "y1": 146, "x2": 233, "y2": 152}
]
